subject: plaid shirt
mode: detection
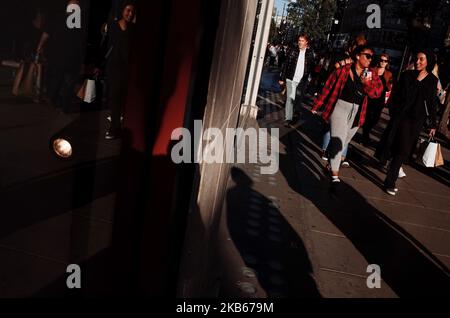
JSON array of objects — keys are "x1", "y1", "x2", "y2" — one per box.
[{"x1": 311, "y1": 64, "x2": 383, "y2": 126}]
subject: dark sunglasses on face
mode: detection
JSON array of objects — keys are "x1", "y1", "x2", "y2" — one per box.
[
  {"x1": 380, "y1": 59, "x2": 389, "y2": 63},
  {"x1": 361, "y1": 53, "x2": 373, "y2": 60}
]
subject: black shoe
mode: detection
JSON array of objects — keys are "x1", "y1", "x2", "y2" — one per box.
[{"x1": 284, "y1": 120, "x2": 292, "y2": 127}]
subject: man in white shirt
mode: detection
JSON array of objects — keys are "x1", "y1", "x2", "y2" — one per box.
[
  {"x1": 268, "y1": 44, "x2": 278, "y2": 67},
  {"x1": 279, "y1": 34, "x2": 315, "y2": 125}
]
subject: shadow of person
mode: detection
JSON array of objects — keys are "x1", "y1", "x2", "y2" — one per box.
[
  {"x1": 408, "y1": 159, "x2": 450, "y2": 188},
  {"x1": 339, "y1": 142, "x2": 386, "y2": 190},
  {"x1": 308, "y1": 133, "x2": 382, "y2": 191},
  {"x1": 225, "y1": 167, "x2": 321, "y2": 298},
  {"x1": 279, "y1": 130, "x2": 450, "y2": 297},
  {"x1": 327, "y1": 136, "x2": 343, "y2": 163}
]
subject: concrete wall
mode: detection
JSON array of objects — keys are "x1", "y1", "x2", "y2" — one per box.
[{"x1": 177, "y1": 0, "x2": 258, "y2": 297}]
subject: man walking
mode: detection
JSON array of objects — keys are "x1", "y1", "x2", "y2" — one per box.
[{"x1": 280, "y1": 34, "x2": 315, "y2": 125}]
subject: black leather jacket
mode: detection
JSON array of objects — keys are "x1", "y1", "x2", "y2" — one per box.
[{"x1": 280, "y1": 47, "x2": 315, "y2": 82}]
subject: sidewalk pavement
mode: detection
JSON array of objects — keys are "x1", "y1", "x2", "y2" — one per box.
[{"x1": 218, "y1": 89, "x2": 450, "y2": 298}]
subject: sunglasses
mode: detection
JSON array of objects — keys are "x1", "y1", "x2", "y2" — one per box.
[
  {"x1": 360, "y1": 53, "x2": 373, "y2": 60},
  {"x1": 380, "y1": 59, "x2": 389, "y2": 63}
]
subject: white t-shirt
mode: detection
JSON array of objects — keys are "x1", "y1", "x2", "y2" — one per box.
[
  {"x1": 293, "y1": 49, "x2": 306, "y2": 83},
  {"x1": 269, "y1": 45, "x2": 277, "y2": 57}
]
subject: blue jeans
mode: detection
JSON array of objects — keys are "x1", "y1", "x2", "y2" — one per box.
[
  {"x1": 284, "y1": 79, "x2": 307, "y2": 121},
  {"x1": 285, "y1": 79, "x2": 298, "y2": 121}
]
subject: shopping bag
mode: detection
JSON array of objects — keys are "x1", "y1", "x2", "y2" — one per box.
[
  {"x1": 76, "y1": 80, "x2": 87, "y2": 100},
  {"x1": 435, "y1": 143, "x2": 444, "y2": 167},
  {"x1": 84, "y1": 79, "x2": 96, "y2": 103},
  {"x1": 76, "y1": 79, "x2": 96, "y2": 103},
  {"x1": 422, "y1": 139, "x2": 438, "y2": 167},
  {"x1": 1, "y1": 60, "x2": 20, "y2": 68}
]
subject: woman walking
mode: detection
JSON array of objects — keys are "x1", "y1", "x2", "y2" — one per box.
[
  {"x1": 311, "y1": 45, "x2": 383, "y2": 182},
  {"x1": 104, "y1": 2, "x2": 136, "y2": 139},
  {"x1": 375, "y1": 49, "x2": 438, "y2": 195},
  {"x1": 362, "y1": 53, "x2": 393, "y2": 146}
]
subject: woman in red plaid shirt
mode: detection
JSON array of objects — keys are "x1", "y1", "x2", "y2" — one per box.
[{"x1": 311, "y1": 45, "x2": 383, "y2": 183}]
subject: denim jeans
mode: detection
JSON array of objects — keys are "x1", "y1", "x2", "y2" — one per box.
[
  {"x1": 284, "y1": 79, "x2": 307, "y2": 121},
  {"x1": 285, "y1": 79, "x2": 299, "y2": 121}
]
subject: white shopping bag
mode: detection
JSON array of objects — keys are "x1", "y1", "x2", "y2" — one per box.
[
  {"x1": 422, "y1": 140, "x2": 438, "y2": 167},
  {"x1": 83, "y1": 79, "x2": 96, "y2": 103},
  {"x1": 1, "y1": 60, "x2": 20, "y2": 68}
]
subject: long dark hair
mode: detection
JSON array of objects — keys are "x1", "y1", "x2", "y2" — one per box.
[
  {"x1": 115, "y1": 1, "x2": 136, "y2": 20},
  {"x1": 416, "y1": 48, "x2": 436, "y2": 73}
]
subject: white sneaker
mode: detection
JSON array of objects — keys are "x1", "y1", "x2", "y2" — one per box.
[
  {"x1": 341, "y1": 161, "x2": 350, "y2": 168},
  {"x1": 398, "y1": 167, "x2": 406, "y2": 178},
  {"x1": 331, "y1": 176, "x2": 341, "y2": 183},
  {"x1": 385, "y1": 188, "x2": 397, "y2": 196}
]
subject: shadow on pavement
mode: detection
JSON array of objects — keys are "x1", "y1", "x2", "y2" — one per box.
[
  {"x1": 226, "y1": 167, "x2": 321, "y2": 298},
  {"x1": 279, "y1": 121, "x2": 450, "y2": 297}
]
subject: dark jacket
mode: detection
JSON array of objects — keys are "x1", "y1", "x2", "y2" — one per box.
[
  {"x1": 375, "y1": 70, "x2": 438, "y2": 163},
  {"x1": 387, "y1": 70, "x2": 437, "y2": 122},
  {"x1": 280, "y1": 47, "x2": 315, "y2": 82}
]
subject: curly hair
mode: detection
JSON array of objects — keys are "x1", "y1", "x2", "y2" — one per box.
[{"x1": 416, "y1": 48, "x2": 436, "y2": 73}]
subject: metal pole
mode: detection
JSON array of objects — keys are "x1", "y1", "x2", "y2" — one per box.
[
  {"x1": 243, "y1": 0, "x2": 275, "y2": 108},
  {"x1": 398, "y1": 44, "x2": 408, "y2": 81}
]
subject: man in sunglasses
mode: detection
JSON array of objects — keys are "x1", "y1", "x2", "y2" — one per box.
[{"x1": 311, "y1": 45, "x2": 383, "y2": 183}]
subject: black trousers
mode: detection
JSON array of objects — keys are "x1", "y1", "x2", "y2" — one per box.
[
  {"x1": 107, "y1": 69, "x2": 128, "y2": 132},
  {"x1": 363, "y1": 100, "x2": 384, "y2": 142},
  {"x1": 293, "y1": 80, "x2": 308, "y2": 114},
  {"x1": 384, "y1": 118, "x2": 422, "y2": 188},
  {"x1": 46, "y1": 65, "x2": 79, "y2": 112}
]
